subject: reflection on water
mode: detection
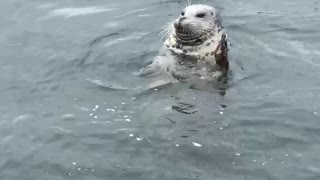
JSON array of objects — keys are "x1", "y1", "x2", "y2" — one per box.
[{"x1": 0, "y1": 0, "x2": 320, "y2": 179}]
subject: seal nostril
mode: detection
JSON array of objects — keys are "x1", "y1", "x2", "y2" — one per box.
[{"x1": 179, "y1": 17, "x2": 186, "y2": 22}]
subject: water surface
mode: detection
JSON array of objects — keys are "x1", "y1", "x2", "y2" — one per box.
[{"x1": 1, "y1": 0, "x2": 320, "y2": 179}]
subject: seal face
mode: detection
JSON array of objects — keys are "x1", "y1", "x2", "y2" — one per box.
[
  {"x1": 139, "y1": 4, "x2": 229, "y2": 82},
  {"x1": 172, "y1": 4, "x2": 222, "y2": 46}
]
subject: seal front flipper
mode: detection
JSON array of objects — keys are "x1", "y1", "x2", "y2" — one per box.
[
  {"x1": 138, "y1": 59, "x2": 162, "y2": 77},
  {"x1": 215, "y1": 33, "x2": 229, "y2": 77},
  {"x1": 137, "y1": 55, "x2": 172, "y2": 77}
]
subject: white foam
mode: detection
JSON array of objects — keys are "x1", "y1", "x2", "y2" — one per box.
[
  {"x1": 192, "y1": 142, "x2": 202, "y2": 147},
  {"x1": 125, "y1": 118, "x2": 131, "y2": 122},
  {"x1": 13, "y1": 114, "x2": 31, "y2": 124},
  {"x1": 49, "y1": 7, "x2": 115, "y2": 18},
  {"x1": 138, "y1": 14, "x2": 152, "y2": 17}
]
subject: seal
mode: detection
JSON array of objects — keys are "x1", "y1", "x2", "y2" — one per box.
[{"x1": 138, "y1": 4, "x2": 230, "y2": 83}]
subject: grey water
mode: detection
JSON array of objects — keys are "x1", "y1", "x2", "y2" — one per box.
[{"x1": 1, "y1": 0, "x2": 320, "y2": 179}]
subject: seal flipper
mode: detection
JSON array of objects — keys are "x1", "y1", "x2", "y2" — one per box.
[
  {"x1": 138, "y1": 54, "x2": 173, "y2": 77},
  {"x1": 215, "y1": 33, "x2": 229, "y2": 76},
  {"x1": 138, "y1": 58, "x2": 164, "y2": 77}
]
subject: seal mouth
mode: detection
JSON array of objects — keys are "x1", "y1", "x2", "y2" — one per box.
[
  {"x1": 174, "y1": 24, "x2": 208, "y2": 46},
  {"x1": 174, "y1": 31, "x2": 206, "y2": 46}
]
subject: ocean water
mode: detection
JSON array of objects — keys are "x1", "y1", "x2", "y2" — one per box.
[{"x1": 0, "y1": 0, "x2": 320, "y2": 179}]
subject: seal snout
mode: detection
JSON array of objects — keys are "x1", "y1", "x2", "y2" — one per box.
[{"x1": 174, "y1": 17, "x2": 186, "y2": 32}]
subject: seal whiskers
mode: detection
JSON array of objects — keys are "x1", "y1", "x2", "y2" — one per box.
[{"x1": 159, "y1": 18, "x2": 175, "y2": 40}]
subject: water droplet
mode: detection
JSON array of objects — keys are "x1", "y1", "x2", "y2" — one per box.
[
  {"x1": 95, "y1": 105, "x2": 99, "y2": 109},
  {"x1": 176, "y1": 144, "x2": 180, "y2": 147},
  {"x1": 122, "y1": 102, "x2": 126, "y2": 105},
  {"x1": 219, "y1": 127, "x2": 224, "y2": 130},
  {"x1": 129, "y1": 134, "x2": 134, "y2": 137},
  {"x1": 89, "y1": 113, "x2": 93, "y2": 116},
  {"x1": 235, "y1": 152, "x2": 241, "y2": 156},
  {"x1": 78, "y1": 168, "x2": 81, "y2": 171},
  {"x1": 314, "y1": 112, "x2": 318, "y2": 115},
  {"x1": 285, "y1": 154, "x2": 288, "y2": 157},
  {"x1": 253, "y1": 160, "x2": 256, "y2": 162},
  {"x1": 136, "y1": 138, "x2": 142, "y2": 141},
  {"x1": 106, "y1": 109, "x2": 115, "y2": 112},
  {"x1": 92, "y1": 169, "x2": 95, "y2": 172},
  {"x1": 154, "y1": 88, "x2": 158, "y2": 91},
  {"x1": 219, "y1": 111, "x2": 224, "y2": 115},
  {"x1": 72, "y1": 162, "x2": 76, "y2": 165},
  {"x1": 68, "y1": 173, "x2": 71, "y2": 176},
  {"x1": 125, "y1": 118, "x2": 131, "y2": 122},
  {"x1": 281, "y1": 161, "x2": 285, "y2": 164},
  {"x1": 92, "y1": 109, "x2": 96, "y2": 111},
  {"x1": 124, "y1": 115, "x2": 128, "y2": 118},
  {"x1": 94, "y1": 116, "x2": 98, "y2": 119},
  {"x1": 232, "y1": 162, "x2": 235, "y2": 165},
  {"x1": 192, "y1": 142, "x2": 202, "y2": 147}
]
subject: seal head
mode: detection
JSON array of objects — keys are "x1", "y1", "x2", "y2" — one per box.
[{"x1": 173, "y1": 4, "x2": 223, "y2": 46}]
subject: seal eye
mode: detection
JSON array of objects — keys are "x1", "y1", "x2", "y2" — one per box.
[
  {"x1": 196, "y1": 13, "x2": 205, "y2": 18},
  {"x1": 181, "y1": 11, "x2": 185, "y2": 16}
]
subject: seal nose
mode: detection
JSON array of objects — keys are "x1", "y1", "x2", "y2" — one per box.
[
  {"x1": 179, "y1": 16, "x2": 186, "y2": 23},
  {"x1": 174, "y1": 16, "x2": 186, "y2": 31}
]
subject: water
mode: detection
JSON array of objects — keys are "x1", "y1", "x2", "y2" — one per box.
[{"x1": 0, "y1": 0, "x2": 320, "y2": 179}]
